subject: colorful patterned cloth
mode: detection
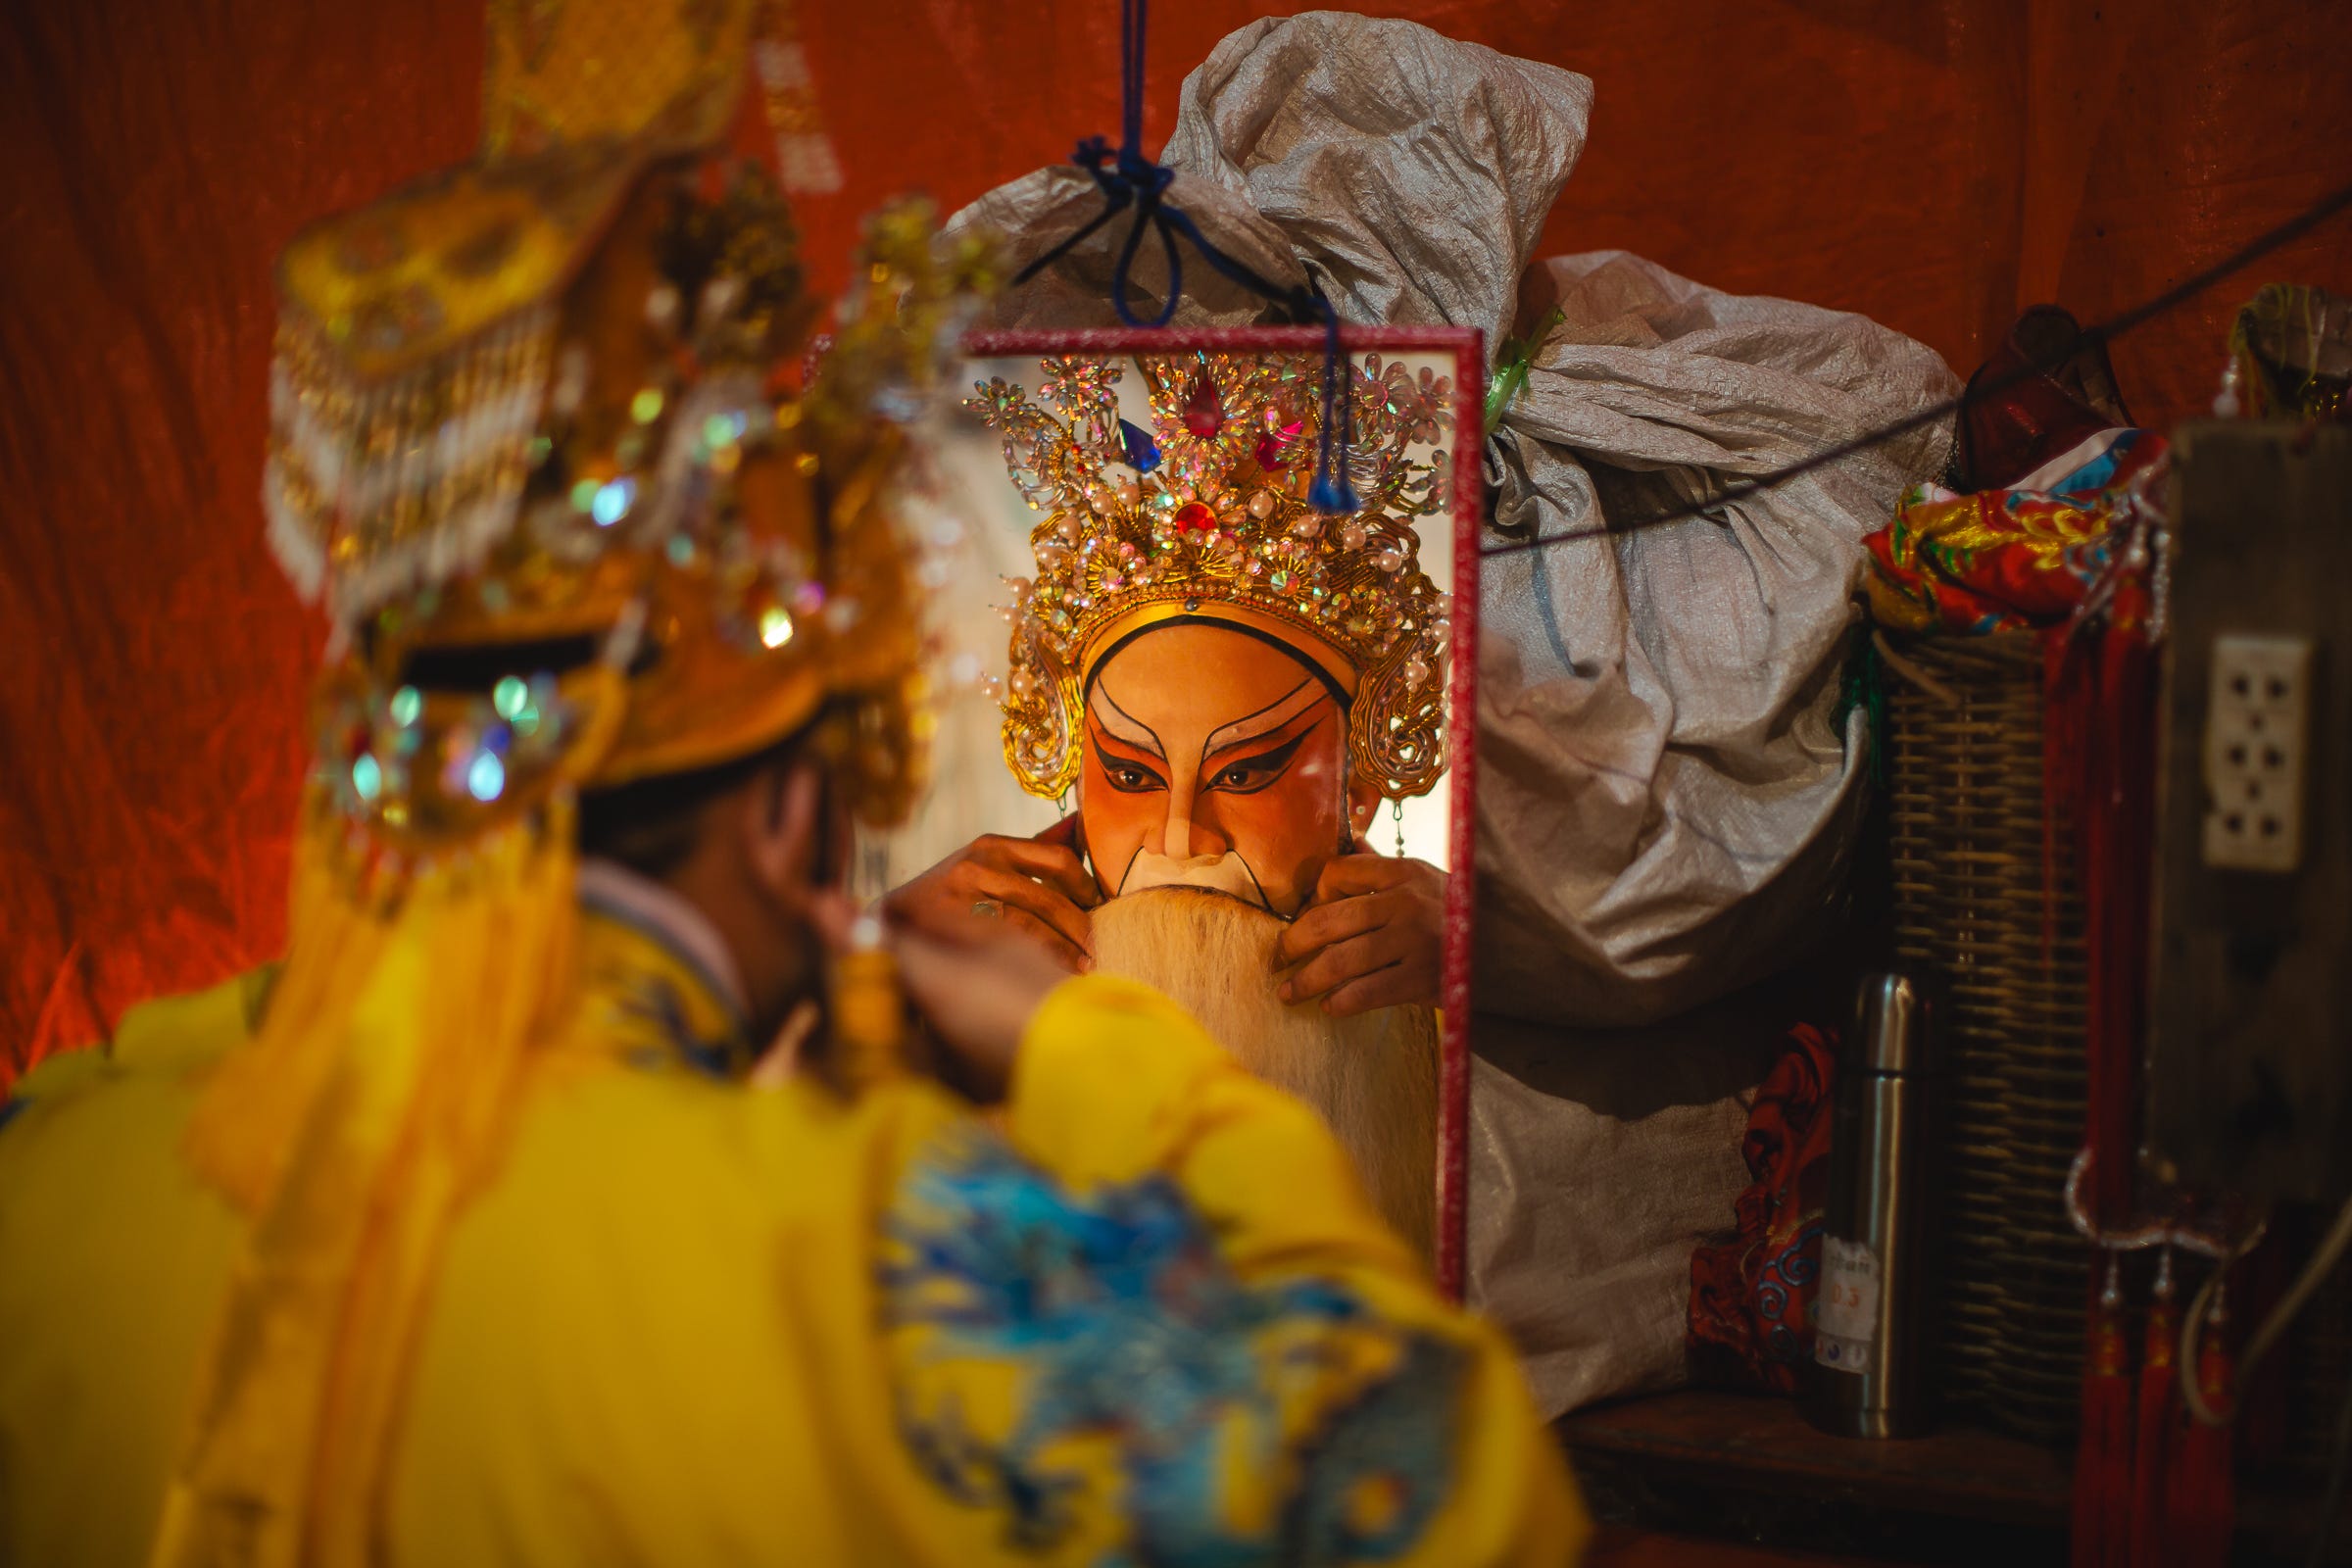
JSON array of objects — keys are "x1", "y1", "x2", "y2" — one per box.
[
  {"x1": 1687, "y1": 1024, "x2": 1838, "y2": 1394},
  {"x1": 1864, "y1": 428, "x2": 2168, "y2": 635},
  {"x1": 885, "y1": 1127, "x2": 1462, "y2": 1562}
]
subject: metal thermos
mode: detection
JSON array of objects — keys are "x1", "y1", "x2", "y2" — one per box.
[{"x1": 1805, "y1": 970, "x2": 1942, "y2": 1439}]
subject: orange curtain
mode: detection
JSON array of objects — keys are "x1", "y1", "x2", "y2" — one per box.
[{"x1": 4, "y1": 0, "x2": 2348, "y2": 1088}]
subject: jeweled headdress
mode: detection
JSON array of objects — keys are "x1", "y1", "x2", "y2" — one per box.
[
  {"x1": 973, "y1": 352, "x2": 1453, "y2": 801},
  {"x1": 265, "y1": 12, "x2": 987, "y2": 858}
]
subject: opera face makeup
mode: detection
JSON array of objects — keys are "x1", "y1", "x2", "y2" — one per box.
[{"x1": 1078, "y1": 620, "x2": 1375, "y2": 915}]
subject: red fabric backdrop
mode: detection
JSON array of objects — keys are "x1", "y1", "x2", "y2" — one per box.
[{"x1": 4, "y1": 0, "x2": 2349, "y2": 1087}]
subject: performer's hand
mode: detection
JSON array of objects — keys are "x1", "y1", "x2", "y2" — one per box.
[
  {"x1": 814, "y1": 890, "x2": 1071, "y2": 1100},
  {"x1": 1275, "y1": 854, "x2": 1446, "y2": 1016},
  {"x1": 882, "y1": 817, "x2": 1098, "y2": 973}
]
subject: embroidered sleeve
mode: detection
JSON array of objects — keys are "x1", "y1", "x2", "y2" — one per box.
[
  {"x1": 876, "y1": 974, "x2": 1586, "y2": 1565},
  {"x1": 882, "y1": 1125, "x2": 1461, "y2": 1564}
]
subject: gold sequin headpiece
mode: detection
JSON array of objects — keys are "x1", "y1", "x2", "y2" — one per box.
[
  {"x1": 973, "y1": 352, "x2": 1454, "y2": 801},
  {"x1": 264, "y1": 0, "x2": 990, "y2": 860}
]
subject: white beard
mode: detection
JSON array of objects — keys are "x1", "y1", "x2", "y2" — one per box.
[{"x1": 1088, "y1": 886, "x2": 1438, "y2": 1261}]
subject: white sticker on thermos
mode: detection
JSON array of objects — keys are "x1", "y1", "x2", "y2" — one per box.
[{"x1": 1814, "y1": 1237, "x2": 1881, "y2": 1371}]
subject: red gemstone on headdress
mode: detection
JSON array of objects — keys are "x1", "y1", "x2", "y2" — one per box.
[
  {"x1": 1172, "y1": 501, "x2": 1217, "y2": 532},
  {"x1": 1182, "y1": 370, "x2": 1224, "y2": 438},
  {"x1": 1255, "y1": 419, "x2": 1302, "y2": 470}
]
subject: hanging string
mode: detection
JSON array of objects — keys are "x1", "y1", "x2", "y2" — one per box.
[
  {"x1": 1009, "y1": 0, "x2": 1361, "y2": 513},
  {"x1": 1480, "y1": 174, "x2": 2352, "y2": 561}
]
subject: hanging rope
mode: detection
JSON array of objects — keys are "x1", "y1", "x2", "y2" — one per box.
[
  {"x1": 1480, "y1": 174, "x2": 2352, "y2": 561},
  {"x1": 1010, "y1": 0, "x2": 1361, "y2": 512}
]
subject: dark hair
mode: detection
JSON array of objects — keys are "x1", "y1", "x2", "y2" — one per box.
[
  {"x1": 576, "y1": 727, "x2": 813, "y2": 880},
  {"x1": 394, "y1": 634, "x2": 820, "y2": 882}
]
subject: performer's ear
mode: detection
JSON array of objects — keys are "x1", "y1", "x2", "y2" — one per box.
[{"x1": 744, "y1": 758, "x2": 829, "y2": 904}]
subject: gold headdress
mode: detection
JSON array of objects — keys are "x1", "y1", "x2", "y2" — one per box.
[
  {"x1": 266, "y1": 40, "x2": 976, "y2": 850},
  {"x1": 155, "y1": 6, "x2": 989, "y2": 1564},
  {"x1": 974, "y1": 352, "x2": 1454, "y2": 801}
]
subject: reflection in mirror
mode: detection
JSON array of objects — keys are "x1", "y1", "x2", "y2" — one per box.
[{"x1": 867, "y1": 340, "x2": 1475, "y2": 1274}]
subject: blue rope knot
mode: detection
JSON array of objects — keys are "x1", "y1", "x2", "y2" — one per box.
[
  {"x1": 1007, "y1": 0, "x2": 1360, "y2": 514},
  {"x1": 1057, "y1": 135, "x2": 1189, "y2": 331},
  {"x1": 1073, "y1": 136, "x2": 1173, "y2": 205}
]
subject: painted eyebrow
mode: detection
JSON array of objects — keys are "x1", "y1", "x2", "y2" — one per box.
[
  {"x1": 1203, "y1": 723, "x2": 1318, "y2": 786},
  {"x1": 1087, "y1": 682, "x2": 1165, "y2": 760},
  {"x1": 1200, "y1": 678, "x2": 1324, "y2": 760},
  {"x1": 1087, "y1": 719, "x2": 1168, "y2": 779}
]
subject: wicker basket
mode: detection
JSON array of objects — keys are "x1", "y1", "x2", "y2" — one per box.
[
  {"x1": 1883, "y1": 630, "x2": 2091, "y2": 1445},
  {"x1": 1885, "y1": 630, "x2": 2352, "y2": 1462}
]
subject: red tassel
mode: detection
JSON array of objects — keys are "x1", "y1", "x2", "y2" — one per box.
[
  {"x1": 2043, "y1": 609, "x2": 2160, "y2": 1223},
  {"x1": 2128, "y1": 1252, "x2": 2179, "y2": 1568},
  {"x1": 2171, "y1": 1292, "x2": 2236, "y2": 1568},
  {"x1": 2074, "y1": 1256, "x2": 2136, "y2": 1568},
  {"x1": 2039, "y1": 494, "x2": 2169, "y2": 1568}
]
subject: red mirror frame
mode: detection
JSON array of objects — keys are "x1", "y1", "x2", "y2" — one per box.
[{"x1": 960, "y1": 325, "x2": 1486, "y2": 1299}]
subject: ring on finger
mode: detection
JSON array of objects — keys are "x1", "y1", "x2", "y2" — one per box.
[{"x1": 971, "y1": 899, "x2": 1004, "y2": 918}]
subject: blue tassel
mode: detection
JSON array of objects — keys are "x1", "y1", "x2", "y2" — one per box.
[
  {"x1": 1013, "y1": 0, "x2": 1363, "y2": 505},
  {"x1": 1119, "y1": 417, "x2": 1162, "y2": 473},
  {"x1": 1308, "y1": 472, "x2": 1360, "y2": 514}
]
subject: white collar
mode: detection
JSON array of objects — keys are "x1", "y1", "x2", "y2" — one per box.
[{"x1": 575, "y1": 858, "x2": 751, "y2": 1021}]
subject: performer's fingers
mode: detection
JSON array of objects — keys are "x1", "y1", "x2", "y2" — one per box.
[
  {"x1": 885, "y1": 886, "x2": 998, "y2": 950},
  {"x1": 888, "y1": 858, "x2": 1090, "y2": 956},
  {"x1": 889, "y1": 922, "x2": 1073, "y2": 1096},
  {"x1": 1319, "y1": 963, "x2": 1417, "y2": 1017},
  {"x1": 993, "y1": 904, "x2": 1089, "y2": 973},
  {"x1": 750, "y1": 1001, "x2": 822, "y2": 1089},
  {"x1": 1274, "y1": 890, "x2": 1391, "y2": 966},
  {"x1": 1281, "y1": 930, "x2": 1392, "y2": 1004},
  {"x1": 980, "y1": 832, "x2": 1102, "y2": 908},
  {"x1": 971, "y1": 866, "x2": 1095, "y2": 957},
  {"x1": 1310, "y1": 853, "x2": 1414, "y2": 903}
]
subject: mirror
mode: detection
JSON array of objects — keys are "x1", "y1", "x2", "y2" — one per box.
[{"x1": 867, "y1": 327, "x2": 1482, "y2": 1295}]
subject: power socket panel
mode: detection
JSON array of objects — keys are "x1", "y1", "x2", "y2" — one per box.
[
  {"x1": 2151, "y1": 423, "x2": 2352, "y2": 1201},
  {"x1": 2201, "y1": 632, "x2": 2314, "y2": 873}
]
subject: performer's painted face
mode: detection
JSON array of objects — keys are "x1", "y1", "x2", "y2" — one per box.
[{"x1": 1078, "y1": 622, "x2": 1379, "y2": 916}]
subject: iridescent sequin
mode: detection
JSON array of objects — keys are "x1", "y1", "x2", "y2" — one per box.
[
  {"x1": 590, "y1": 477, "x2": 636, "y2": 526},
  {"x1": 466, "y1": 750, "x2": 506, "y2": 802}
]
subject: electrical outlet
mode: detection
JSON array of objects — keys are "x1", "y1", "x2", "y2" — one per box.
[
  {"x1": 2151, "y1": 425, "x2": 2352, "y2": 1201},
  {"x1": 2202, "y1": 633, "x2": 2314, "y2": 873}
]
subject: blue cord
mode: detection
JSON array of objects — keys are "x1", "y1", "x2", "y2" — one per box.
[{"x1": 1009, "y1": 0, "x2": 1360, "y2": 513}]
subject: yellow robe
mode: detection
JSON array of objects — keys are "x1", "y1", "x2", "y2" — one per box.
[{"x1": 0, "y1": 911, "x2": 1585, "y2": 1566}]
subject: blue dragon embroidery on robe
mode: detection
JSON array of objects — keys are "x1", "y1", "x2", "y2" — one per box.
[{"x1": 882, "y1": 1128, "x2": 1459, "y2": 1565}]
